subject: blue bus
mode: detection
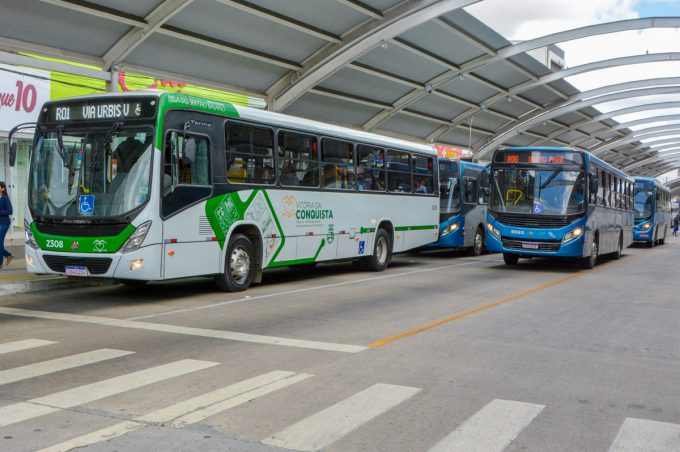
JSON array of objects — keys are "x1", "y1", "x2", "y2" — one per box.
[
  {"x1": 633, "y1": 177, "x2": 672, "y2": 247},
  {"x1": 428, "y1": 159, "x2": 488, "y2": 255},
  {"x1": 485, "y1": 147, "x2": 634, "y2": 269}
]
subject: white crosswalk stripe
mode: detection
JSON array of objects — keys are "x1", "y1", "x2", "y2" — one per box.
[
  {"x1": 0, "y1": 359, "x2": 218, "y2": 428},
  {"x1": 38, "y1": 370, "x2": 313, "y2": 452},
  {"x1": 0, "y1": 349, "x2": 133, "y2": 386},
  {"x1": 0, "y1": 339, "x2": 56, "y2": 355},
  {"x1": 262, "y1": 383, "x2": 421, "y2": 452},
  {"x1": 609, "y1": 417, "x2": 680, "y2": 452},
  {"x1": 427, "y1": 399, "x2": 545, "y2": 452}
]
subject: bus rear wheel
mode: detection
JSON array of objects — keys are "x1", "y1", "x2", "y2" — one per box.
[
  {"x1": 612, "y1": 234, "x2": 623, "y2": 260},
  {"x1": 503, "y1": 253, "x2": 519, "y2": 265},
  {"x1": 215, "y1": 233, "x2": 255, "y2": 292},
  {"x1": 468, "y1": 227, "x2": 484, "y2": 257},
  {"x1": 362, "y1": 228, "x2": 392, "y2": 272},
  {"x1": 582, "y1": 238, "x2": 598, "y2": 269}
]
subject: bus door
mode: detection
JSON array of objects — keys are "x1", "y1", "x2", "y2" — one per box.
[{"x1": 161, "y1": 129, "x2": 221, "y2": 279}]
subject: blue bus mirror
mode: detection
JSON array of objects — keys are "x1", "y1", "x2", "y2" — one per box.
[{"x1": 9, "y1": 142, "x2": 17, "y2": 167}]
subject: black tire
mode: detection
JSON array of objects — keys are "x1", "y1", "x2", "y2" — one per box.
[
  {"x1": 362, "y1": 228, "x2": 392, "y2": 272},
  {"x1": 612, "y1": 234, "x2": 623, "y2": 260},
  {"x1": 582, "y1": 237, "x2": 598, "y2": 269},
  {"x1": 468, "y1": 227, "x2": 484, "y2": 257},
  {"x1": 215, "y1": 233, "x2": 255, "y2": 292},
  {"x1": 503, "y1": 252, "x2": 519, "y2": 265}
]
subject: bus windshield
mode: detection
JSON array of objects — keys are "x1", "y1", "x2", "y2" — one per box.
[
  {"x1": 490, "y1": 168, "x2": 585, "y2": 215},
  {"x1": 439, "y1": 160, "x2": 460, "y2": 221},
  {"x1": 29, "y1": 127, "x2": 153, "y2": 219},
  {"x1": 634, "y1": 186, "x2": 653, "y2": 220}
]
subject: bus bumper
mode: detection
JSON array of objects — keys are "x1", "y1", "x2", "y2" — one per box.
[
  {"x1": 633, "y1": 229, "x2": 653, "y2": 242},
  {"x1": 27, "y1": 244, "x2": 163, "y2": 281},
  {"x1": 485, "y1": 216, "x2": 586, "y2": 258}
]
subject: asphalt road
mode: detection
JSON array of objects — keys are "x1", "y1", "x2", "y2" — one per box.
[{"x1": 0, "y1": 238, "x2": 678, "y2": 452}]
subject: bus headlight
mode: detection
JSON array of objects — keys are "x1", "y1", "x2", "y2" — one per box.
[
  {"x1": 122, "y1": 221, "x2": 152, "y2": 253},
  {"x1": 639, "y1": 222, "x2": 652, "y2": 231},
  {"x1": 487, "y1": 223, "x2": 501, "y2": 239},
  {"x1": 24, "y1": 219, "x2": 38, "y2": 250},
  {"x1": 441, "y1": 222, "x2": 459, "y2": 236},
  {"x1": 562, "y1": 226, "x2": 584, "y2": 244}
]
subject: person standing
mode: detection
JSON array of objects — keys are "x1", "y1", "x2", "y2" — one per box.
[
  {"x1": 0, "y1": 182, "x2": 14, "y2": 268},
  {"x1": 673, "y1": 213, "x2": 680, "y2": 237}
]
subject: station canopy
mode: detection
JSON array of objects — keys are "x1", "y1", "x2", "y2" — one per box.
[{"x1": 2, "y1": 0, "x2": 680, "y2": 192}]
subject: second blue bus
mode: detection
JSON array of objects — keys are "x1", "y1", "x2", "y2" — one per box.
[{"x1": 428, "y1": 158, "x2": 488, "y2": 255}]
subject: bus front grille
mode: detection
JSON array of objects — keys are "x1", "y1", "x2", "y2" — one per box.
[
  {"x1": 43, "y1": 255, "x2": 113, "y2": 275},
  {"x1": 495, "y1": 214, "x2": 570, "y2": 229},
  {"x1": 502, "y1": 237, "x2": 561, "y2": 252}
]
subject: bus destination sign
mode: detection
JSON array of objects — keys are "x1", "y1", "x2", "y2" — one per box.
[
  {"x1": 44, "y1": 98, "x2": 157, "y2": 123},
  {"x1": 495, "y1": 150, "x2": 583, "y2": 166}
]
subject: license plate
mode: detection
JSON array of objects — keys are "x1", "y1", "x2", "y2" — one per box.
[
  {"x1": 521, "y1": 242, "x2": 539, "y2": 249},
  {"x1": 65, "y1": 266, "x2": 89, "y2": 276}
]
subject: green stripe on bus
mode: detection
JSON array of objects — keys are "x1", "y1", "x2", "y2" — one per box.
[
  {"x1": 267, "y1": 239, "x2": 325, "y2": 268},
  {"x1": 360, "y1": 227, "x2": 376, "y2": 234},
  {"x1": 31, "y1": 223, "x2": 136, "y2": 253},
  {"x1": 395, "y1": 225, "x2": 438, "y2": 231}
]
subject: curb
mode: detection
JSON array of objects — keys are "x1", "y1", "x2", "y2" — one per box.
[{"x1": 0, "y1": 276, "x2": 115, "y2": 296}]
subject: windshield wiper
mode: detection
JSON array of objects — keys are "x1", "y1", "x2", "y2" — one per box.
[
  {"x1": 90, "y1": 122, "x2": 122, "y2": 171},
  {"x1": 539, "y1": 167, "x2": 563, "y2": 190},
  {"x1": 55, "y1": 125, "x2": 71, "y2": 169}
]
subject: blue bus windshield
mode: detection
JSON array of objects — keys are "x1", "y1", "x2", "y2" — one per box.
[
  {"x1": 634, "y1": 188, "x2": 653, "y2": 219},
  {"x1": 490, "y1": 168, "x2": 585, "y2": 215}
]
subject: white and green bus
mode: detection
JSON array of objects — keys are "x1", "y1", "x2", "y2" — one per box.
[{"x1": 13, "y1": 92, "x2": 439, "y2": 291}]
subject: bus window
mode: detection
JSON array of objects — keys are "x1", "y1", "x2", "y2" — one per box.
[
  {"x1": 357, "y1": 144, "x2": 385, "y2": 191},
  {"x1": 322, "y1": 138, "x2": 355, "y2": 190},
  {"x1": 278, "y1": 131, "x2": 319, "y2": 187},
  {"x1": 225, "y1": 123, "x2": 274, "y2": 185},
  {"x1": 413, "y1": 155, "x2": 434, "y2": 194},
  {"x1": 464, "y1": 177, "x2": 477, "y2": 204},
  {"x1": 386, "y1": 150, "x2": 411, "y2": 193}
]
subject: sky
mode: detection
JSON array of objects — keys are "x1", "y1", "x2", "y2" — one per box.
[{"x1": 464, "y1": 0, "x2": 680, "y2": 180}]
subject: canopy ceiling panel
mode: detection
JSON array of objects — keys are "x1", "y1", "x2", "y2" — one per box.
[
  {"x1": 1, "y1": 0, "x2": 131, "y2": 56},
  {"x1": 318, "y1": 67, "x2": 413, "y2": 105},
  {"x1": 0, "y1": 0, "x2": 678, "y2": 178},
  {"x1": 283, "y1": 92, "x2": 382, "y2": 127},
  {"x1": 126, "y1": 33, "x2": 288, "y2": 90}
]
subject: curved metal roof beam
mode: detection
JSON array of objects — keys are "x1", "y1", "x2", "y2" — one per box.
[
  {"x1": 625, "y1": 149, "x2": 680, "y2": 171},
  {"x1": 590, "y1": 127, "x2": 680, "y2": 153},
  {"x1": 102, "y1": 0, "x2": 194, "y2": 70},
  {"x1": 443, "y1": 52, "x2": 680, "y2": 136},
  {"x1": 268, "y1": 0, "x2": 481, "y2": 111},
  {"x1": 641, "y1": 161, "x2": 680, "y2": 176},
  {"x1": 361, "y1": 17, "x2": 680, "y2": 131},
  {"x1": 542, "y1": 108, "x2": 680, "y2": 148},
  {"x1": 476, "y1": 79, "x2": 680, "y2": 159}
]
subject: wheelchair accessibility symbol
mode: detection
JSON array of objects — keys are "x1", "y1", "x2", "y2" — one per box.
[
  {"x1": 79, "y1": 195, "x2": 94, "y2": 216},
  {"x1": 532, "y1": 203, "x2": 544, "y2": 214}
]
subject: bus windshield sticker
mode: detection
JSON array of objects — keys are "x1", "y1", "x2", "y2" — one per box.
[
  {"x1": 79, "y1": 195, "x2": 94, "y2": 216},
  {"x1": 533, "y1": 203, "x2": 544, "y2": 214}
]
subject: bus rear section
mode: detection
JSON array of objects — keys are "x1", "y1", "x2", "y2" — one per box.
[
  {"x1": 428, "y1": 159, "x2": 487, "y2": 256},
  {"x1": 633, "y1": 178, "x2": 672, "y2": 247},
  {"x1": 485, "y1": 147, "x2": 633, "y2": 268}
]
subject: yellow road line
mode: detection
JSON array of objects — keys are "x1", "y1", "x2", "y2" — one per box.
[{"x1": 368, "y1": 271, "x2": 585, "y2": 348}]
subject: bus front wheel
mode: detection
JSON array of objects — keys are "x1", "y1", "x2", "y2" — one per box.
[
  {"x1": 362, "y1": 228, "x2": 392, "y2": 272},
  {"x1": 215, "y1": 233, "x2": 255, "y2": 292},
  {"x1": 582, "y1": 238, "x2": 598, "y2": 269},
  {"x1": 503, "y1": 253, "x2": 519, "y2": 265}
]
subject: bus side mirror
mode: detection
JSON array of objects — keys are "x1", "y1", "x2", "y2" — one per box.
[{"x1": 9, "y1": 142, "x2": 17, "y2": 167}]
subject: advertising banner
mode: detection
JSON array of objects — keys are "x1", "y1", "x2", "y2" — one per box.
[{"x1": 0, "y1": 64, "x2": 50, "y2": 132}]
